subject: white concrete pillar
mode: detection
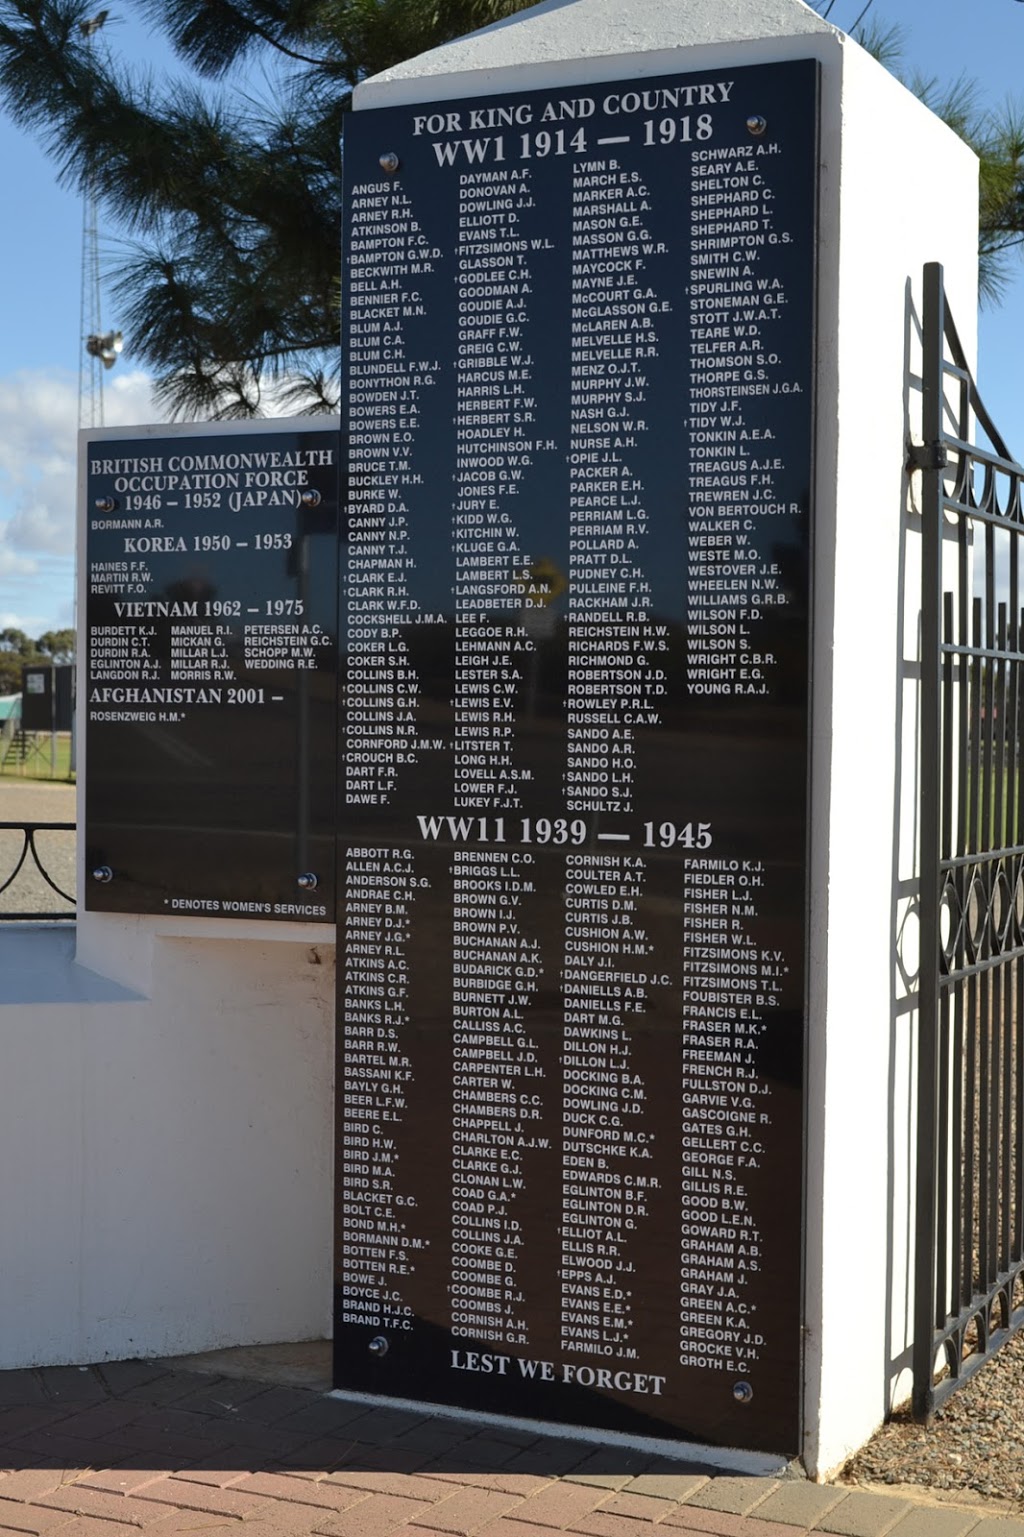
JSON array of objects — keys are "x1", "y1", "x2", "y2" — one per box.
[{"x1": 350, "y1": 0, "x2": 979, "y2": 1474}]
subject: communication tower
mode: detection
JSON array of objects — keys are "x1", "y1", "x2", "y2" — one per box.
[{"x1": 77, "y1": 9, "x2": 121, "y2": 430}]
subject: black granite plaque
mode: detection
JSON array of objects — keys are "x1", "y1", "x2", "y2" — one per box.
[
  {"x1": 84, "y1": 425, "x2": 339, "y2": 920},
  {"x1": 335, "y1": 59, "x2": 817, "y2": 1453}
]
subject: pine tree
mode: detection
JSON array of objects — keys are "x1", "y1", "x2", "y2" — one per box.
[
  {"x1": 0, "y1": 0, "x2": 538, "y2": 418},
  {"x1": 842, "y1": 15, "x2": 1024, "y2": 302},
  {"x1": 2, "y1": 1, "x2": 1022, "y2": 416}
]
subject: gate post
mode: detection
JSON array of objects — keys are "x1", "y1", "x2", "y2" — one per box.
[{"x1": 912, "y1": 261, "x2": 946, "y2": 1422}]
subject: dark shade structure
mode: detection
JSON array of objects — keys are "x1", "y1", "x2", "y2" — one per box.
[{"x1": 21, "y1": 663, "x2": 74, "y2": 733}]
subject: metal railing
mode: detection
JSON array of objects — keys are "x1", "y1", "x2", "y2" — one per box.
[
  {"x1": 0, "y1": 822, "x2": 76, "y2": 920},
  {"x1": 915, "y1": 261, "x2": 1024, "y2": 1417}
]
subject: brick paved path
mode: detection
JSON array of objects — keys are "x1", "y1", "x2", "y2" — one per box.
[{"x1": 1, "y1": 1360, "x2": 1023, "y2": 1537}]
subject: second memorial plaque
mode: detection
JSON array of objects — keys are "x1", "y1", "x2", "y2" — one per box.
[
  {"x1": 336, "y1": 58, "x2": 817, "y2": 1453},
  {"x1": 85, "y1": 423, "x2": 339, "y2": 919}
]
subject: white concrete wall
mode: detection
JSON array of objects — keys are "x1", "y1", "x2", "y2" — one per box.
[
  {"x1": 0, "y1": 0, "x2": 982, "y2": 1474},
  {"x1": 805, "y1": 44, "x2": 977, "y2": 1477},
  {"x1": 0, "y1": 412, "x2": 339, "y2": 1369},
  {"x1": 352, "y1": 0, "x2": 980, "y2": 1479},
  {"x1": 0, "y1": 923, "x2": 334, "y2": 1367}
]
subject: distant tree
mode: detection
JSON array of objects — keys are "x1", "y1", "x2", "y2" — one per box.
[
  {"x1": 0, "y1": 628, "x2": 43, "y2": 696},
  {"x1": 0, "y1": 627, "x2": 37, "y2": 657},
  {"x1": 836, "y1": 13, "x2": 1024, "y2": 302},
  {"x1": 910, "y1": 78, "x2": 1024, "y2": 304},
  {"x1": 36, "y1": 628, "x2": 76, "y2": 664}
]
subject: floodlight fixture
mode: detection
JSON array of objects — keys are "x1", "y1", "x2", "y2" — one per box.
[
  {"x1": 86, "y1": 330, "x2": 123, "y2": 369},
  {"x1": 78, "y1": 10, "x2": 109, "y2": 38}
]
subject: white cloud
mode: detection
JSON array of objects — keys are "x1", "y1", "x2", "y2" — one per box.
[
  {"x1": 6, "y1": 480, "x2": 75, "y2": 555},
  {"x1": 0, "y1": 365, "x2": 160, "y2": 633},
  {"x1": 98, "y1": 369, "x2": 163, "y2": 427},
  {"x1": 0, "y1": 372, "x2": 85, "y2": 469},
  {"x1": 0, "y1": 367, "x2": 160, "y2": 561},
  {"x1": 0, "y1": 363, "x2": 325, "y2": 635},
  {"x1": 0, "y1": 547, "x2": 37, "y2": 576}
]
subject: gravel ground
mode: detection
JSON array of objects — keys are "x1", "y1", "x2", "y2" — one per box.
[
  {"x1": 0, "y1": 778, "x2": 76, "y2": 916},
  {"x1": 839, "y1": 1316, "x2": 1024, "y2": 1511}
]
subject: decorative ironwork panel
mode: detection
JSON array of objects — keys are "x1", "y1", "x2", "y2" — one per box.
[
  {"x1": 916, "y1": 262, "x2": 1024, "y2": 1417},
  {"x1": 0, "y1": 823, "x2": 76, "y2": 920}
]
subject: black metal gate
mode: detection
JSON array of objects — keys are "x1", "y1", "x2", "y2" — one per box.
[{"x1": 915, "y1": 261, "x2": 1024, "y2": 1418}]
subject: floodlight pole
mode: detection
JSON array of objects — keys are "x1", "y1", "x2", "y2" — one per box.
[
  {"x1": 77, "y1": 10, "x2": 112, "y2": 430},
  {"x1": 74, "y1": 9, "x2": 112, "y2": 776}
]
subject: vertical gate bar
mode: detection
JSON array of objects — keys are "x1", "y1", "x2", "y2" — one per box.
[
  {"x1": 991, "y1": 592, "x2": 1001, "y2": 1279},
  {"x1": 955, "y1": 481, "x2": 973, "y2": 1321},
  {"x1": 969, "y1": 598, "x2": 983, "y2": 1300},
  {"x1": 997, "y1": 941, "x2": 1007, "y2": 1277},
  {"x1": 1014, "y1": 590, "x2": 1020, "y2": 1272},
  {"x1": 966, "y1": 968, "x2": 978, "y2": 1298},
  {"x1": 998, "y1": 604, "x2": 1012, "y2": 1275},
  {"x1": 978, "y1": 574, "x2": 995, "y2": 1294},
  {"x1": 945, "y1": 591, "x2": 965, "y2": 1309},
  {"x1": 997, "y1": 603, "x2": 1009, "y2": 855},
  {"x1": 1008, "y1": 507, "x2": 1014, "y2": 854},
  {"x1": 942, "y1": 602, "x2": 956, "y2": 872},
  {"x1": 971, "y1": 599, "x2": 983, "y2": 862},
  {"x1": 1004, "y1": 964, "x2": 1013, "y2": 1280},
  {"x1": 958, "y1": 471, "x2": 971, "y2": 848},
  {"x1": 914, "y1": 262, "x2": 945, "y2": 1419},
  {"x1": 982, "y1": 965, "x2": 993, "y2": 1292},
  {"x1": 1014, "y1": 934, "x2": 1020, "y2": 1284},
  {"x1": 1008, "y1": 519, "x2": 1014, "y2": 854},
  {"x1": 957, "y1": 332, "x2": 971, "y2": 456},
  {"x1": 938, "y1": 590, "x2": 957, "y2": 1327},
  {"x1": 1014, "y1": 946, "x2": 1020, "y2": 1284},
  {"x1": 977, "y1": 510, "x2": 990, "y2": 1291},
  {"x1": 1008, "y1": 544, "x2": 1014, "y2": 1284},
  {"x1": 955, "y1": 980, "x2": 969, "y2": 1310},
  {"x1": 1002, "y1": 946, "x2": 1008, "y2": 1284},
  {"x1": 983, "y1": 518, "x2": 995, "y2": 859},
  {"x1": 940, "y1": 308, "x2": 965, "y2": 1334},
  {"x1": 938, "y1": 955, "x2": 951, "y2": 1329},
  {"x1": 1015, "y1": 944, "x2": 1022, "y2": 1278}
]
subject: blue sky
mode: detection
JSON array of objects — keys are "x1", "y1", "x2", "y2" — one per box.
[{"x1": 0, "y1": 0, "x2": 1022, "y2": 639}]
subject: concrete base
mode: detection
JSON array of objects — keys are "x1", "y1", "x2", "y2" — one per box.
[
  {"x1": 0, "y1": 924, "x2": 335, "y2": 1370},
  {"x1": 164, "y1": 1340, "x2": 333, "y2": 1391}
]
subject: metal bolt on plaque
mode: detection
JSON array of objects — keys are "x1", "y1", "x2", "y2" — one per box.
[
  {"x1": 94, "y1": 496, "x2": 117, "y2": 512},
  {"x1": 733, "y1": 1381, "x2": 754, "y2": 1404},
  {"x1": 297, "y1": 872, "x2": 319, "y2": 891},
  {"x1": 92, "y1": 866, "x2": 114, "y2": 883},
  {"x1": 379, "y1": 152, "x2": 400, "y2": 174},
  {"x1": 300, "y1": 489, "x2": 322, "y2": 508},
  {"x1": 746, "y1": 115, "x2": 767, "y2": 135},
  {"x1": 368, "y1": 1336, "x2": 389, "y2": 1357}
]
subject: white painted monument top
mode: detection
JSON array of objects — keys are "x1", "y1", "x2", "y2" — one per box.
[{"x1": 355, "y1": 0, "x2": 837, "y2": 103}]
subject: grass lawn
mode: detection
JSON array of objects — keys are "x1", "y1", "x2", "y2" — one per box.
[{"x1": 0, "y1": 732, "x2": 76, "y2": 782}]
